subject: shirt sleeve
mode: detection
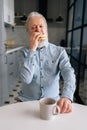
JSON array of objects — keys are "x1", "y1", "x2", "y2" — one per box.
[
  {"x1": 59, "y1": 48, "x2": 76, "y2": 101},
  {"x1": 19, "y1": 48, "x2": 36, "y2": 84}
]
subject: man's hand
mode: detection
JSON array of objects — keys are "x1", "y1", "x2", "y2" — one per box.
[
  {"x1": 57, "y1": 98, "x2": 72, "y2": 113},
  {"x1": 29, "y1": 32, "x2": 45, "y2": 51},
  {"x1": 29, "y1": 32, "x2": 40, "y2": 51}
]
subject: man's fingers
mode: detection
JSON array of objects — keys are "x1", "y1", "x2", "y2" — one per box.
[{"x1": 57, "y1": 98, "x2": 72, "y2": 113}]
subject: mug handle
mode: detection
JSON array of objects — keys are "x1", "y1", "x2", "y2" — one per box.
[{"x1": 53, "y1": 105, "x2": 60, "y2": 115}]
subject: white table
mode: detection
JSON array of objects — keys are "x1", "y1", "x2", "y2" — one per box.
[{"x1": 0, "y1": 101, "x2": 87, "y2": 130}]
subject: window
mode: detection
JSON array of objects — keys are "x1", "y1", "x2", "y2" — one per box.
[{"x1": 66, "y1": 0, "x2": 87, "y2": 105}]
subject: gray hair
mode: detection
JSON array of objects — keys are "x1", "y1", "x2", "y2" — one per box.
[{"x1": 25, "y1": 11, "x2": 47, "y2": 29}]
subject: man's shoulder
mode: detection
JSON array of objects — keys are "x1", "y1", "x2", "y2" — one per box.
[
  {"x1": 49, "y1": 43, "x2": 65, "y2": 51},
  {"x1": 20, "y1": 47, "x2": 30, "y2": 57},
  {"x1": 21, "y1": 47, "x2": 29, "y2": 52}
]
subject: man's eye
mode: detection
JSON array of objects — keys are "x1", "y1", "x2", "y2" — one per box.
[
  {"x1": 31, "y1": 27, "x2": 35, "y2": 30},
  {"x1": 40, "y1": 25, "x2": 43, "y2": 28}
]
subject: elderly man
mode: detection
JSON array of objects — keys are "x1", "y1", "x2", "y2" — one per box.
[{"x1": 18, "y1": 11, "x2": 76, "y2": 113}]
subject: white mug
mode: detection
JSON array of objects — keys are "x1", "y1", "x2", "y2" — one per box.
[{"x1": 39, "y1": 98, "x2": 60, "y2": 120}]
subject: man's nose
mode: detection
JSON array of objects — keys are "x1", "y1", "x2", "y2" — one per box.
[{"x1": 35, "y1": 26, "x2": 40, "y2": 32}]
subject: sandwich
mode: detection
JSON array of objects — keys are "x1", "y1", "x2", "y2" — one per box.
[{"x1": 39, "y1": 34, "x2": 46, "y2": 41}]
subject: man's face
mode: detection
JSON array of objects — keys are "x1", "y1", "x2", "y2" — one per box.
[{"x1": 28, "y1": 16, "x2": 47, "y2": 38}]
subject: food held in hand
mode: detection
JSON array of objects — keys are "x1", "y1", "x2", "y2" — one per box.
[{"x1": 39, "y1": 35, "x2": 46, "y2": 41}]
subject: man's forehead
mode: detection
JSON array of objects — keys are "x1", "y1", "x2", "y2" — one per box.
[{"x1": 29, "y1": 16, "x2": 45, "y2": 24}]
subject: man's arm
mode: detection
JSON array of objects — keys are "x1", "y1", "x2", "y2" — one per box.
[
  {"x1": 19, "y1": 48, "x2": 36, "y2": 84},
  {"x1": 57, "y1": 48, "x2": 76, "y2": 113}
]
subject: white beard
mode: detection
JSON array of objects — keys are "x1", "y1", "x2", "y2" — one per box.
[{"x1": 38, "y1": 38, "x2": 48, "y2": 48}]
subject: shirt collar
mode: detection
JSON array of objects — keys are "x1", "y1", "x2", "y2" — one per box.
[{"x1": 37, "y1": 41, "x2": 49, "y2": 50}]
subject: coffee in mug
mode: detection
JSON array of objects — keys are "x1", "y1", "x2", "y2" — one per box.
[{"x1": 39, "y1": 98, "x2": 60, "y2": 120}]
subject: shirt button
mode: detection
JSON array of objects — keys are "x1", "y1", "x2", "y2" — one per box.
[
  {"x1": 41, "y1": 86, "x2": 43, "y2": 88},
  {"x1": 40, "y1": 71, "x2": 42, "y2": 75},
  {"x1": 41, "y1": 76, "x2": 43, "y2": 78},
  {"x1": 40, "y1": 59, "x2": 43, "y2": 61}
]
